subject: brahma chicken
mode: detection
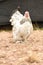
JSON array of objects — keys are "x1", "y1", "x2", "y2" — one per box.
[{"x1": 10, "y1": 10, "x2": 33, "y2": 42}]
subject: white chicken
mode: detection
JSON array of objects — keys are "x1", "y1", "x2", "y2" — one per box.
[{"x1": 10, "y1": 10, "x2": 33, "y2": 42}]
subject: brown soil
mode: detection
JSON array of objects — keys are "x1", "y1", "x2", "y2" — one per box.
[{"x1": 0, "y1": 30, "x2": 43, "y2": 65}]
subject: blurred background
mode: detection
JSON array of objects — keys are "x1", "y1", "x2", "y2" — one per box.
[{"x1": 0, "y1": 0, "x2": 43, "y2": 29}]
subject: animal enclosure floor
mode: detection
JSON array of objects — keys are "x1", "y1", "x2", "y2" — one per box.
[{"x1": 0, "y1": 30, "x2": 43, "y2": 65}]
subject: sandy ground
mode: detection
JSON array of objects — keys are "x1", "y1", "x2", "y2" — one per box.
[{"x1": 0, "y1": 30, "x2": 43, "y2": 65}]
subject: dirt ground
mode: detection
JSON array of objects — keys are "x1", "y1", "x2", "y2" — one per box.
[{"x1": 0, "y1": 29, "x2": 43, "y2": 65}]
